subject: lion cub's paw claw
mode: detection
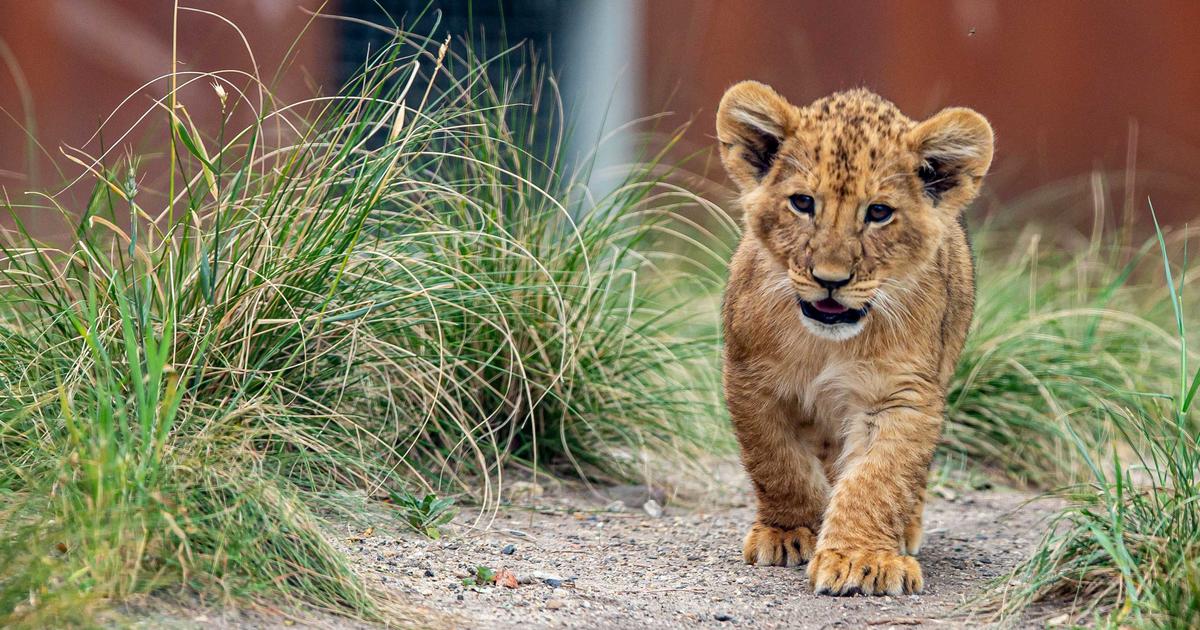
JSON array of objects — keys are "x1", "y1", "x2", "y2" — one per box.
[
  {"x1": 742, "y1": 522, "x2": 816, "y2": 567},
  {"x1": 807, "y1": 549, "x2": 923, "y2": 596}
]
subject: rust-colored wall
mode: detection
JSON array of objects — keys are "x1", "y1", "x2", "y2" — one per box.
[
  {"x1": 6, "y1": 2, "x2": 1199, "y2": 226},
  {"x1": 643, "y1": 0, "x2": 1200, "y2": 223},
  {"x1": 0, "y1": 0, "x2": 336, "y2": 230}
]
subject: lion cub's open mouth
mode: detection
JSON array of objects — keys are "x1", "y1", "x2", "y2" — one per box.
[{"x1": 797, "y1": 296, "x2": 869, "y2": 326}]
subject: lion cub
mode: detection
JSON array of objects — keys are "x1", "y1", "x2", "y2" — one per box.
[{"x1": 717, "y1": 82, "x2": 992, "y2": 596}]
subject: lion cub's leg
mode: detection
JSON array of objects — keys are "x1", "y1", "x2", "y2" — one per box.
[
  {"x1": 741, "y1": 451, "x2": 826, "y2": 567},
  {"x1": 729, "y1": 396, "x2": 829, "y2": 567},
  {"x1": 900, "y1": 487, "x2": 926, "y2": 556},
  {"x1": 808, "y1": 407, "x2": 940, "y2": 596}
]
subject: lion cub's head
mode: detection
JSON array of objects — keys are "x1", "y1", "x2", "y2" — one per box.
[{"x1": 716, "y1": 82, "x2": 993, "y2": 341}]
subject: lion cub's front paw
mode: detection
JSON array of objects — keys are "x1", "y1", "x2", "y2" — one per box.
[
  {"x1": 743, "y1": 522, "x2": 817, "y2": 567},
  {"x1": 807, "y1": 548, "x2": 923, "y2": 596}
]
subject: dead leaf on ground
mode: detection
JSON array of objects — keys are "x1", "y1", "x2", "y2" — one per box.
[
  {"x1": 346, "y1": 526, "x2": 375, "y2": 542},
  {"x1": 495, "y1": 568, "x2": 518, "y2": 589}
]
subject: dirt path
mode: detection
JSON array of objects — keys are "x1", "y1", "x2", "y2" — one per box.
[{"x1": 329, "y1": 473, "x2": 1054, "y2": 629}]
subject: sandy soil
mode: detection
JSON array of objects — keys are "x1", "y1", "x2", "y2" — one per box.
[
  {"x1": 322, "y1": 473, "x2": 1054, "y2": 629},
  {"x1": 122, "y1": 463, "x2": 1056, "y2": 629}
]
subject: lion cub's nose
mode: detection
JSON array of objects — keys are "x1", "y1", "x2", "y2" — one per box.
[{"x1": 811, "y1": 267, "x2": 852, "y2": 291}]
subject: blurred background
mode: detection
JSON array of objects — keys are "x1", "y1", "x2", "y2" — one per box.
[{"x1": 2, "y1": 0, "x2": 1199, "y2": 226}]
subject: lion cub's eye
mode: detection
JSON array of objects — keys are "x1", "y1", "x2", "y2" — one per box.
[
  {"x1": 866, "y1": 203, "x2": 895, "y2": 224},
  {"x1": 789, "y1": 194, "x2": 815, "y2": 215}
]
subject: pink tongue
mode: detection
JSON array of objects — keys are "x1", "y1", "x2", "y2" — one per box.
[{"x1": 813, "y1": 298, "x2": 849, "y2": 314}]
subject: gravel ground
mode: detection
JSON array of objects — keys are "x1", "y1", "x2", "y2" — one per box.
[
  {"x1": 121, "y1": 465, "x2": 1055, "y2": 629},
  {"x1": 325, "y1": 475, "x2": 1054, "y2": 629}
]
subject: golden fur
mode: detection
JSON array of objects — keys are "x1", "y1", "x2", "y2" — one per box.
[{"x1": 716, "y1": 82, "x2": 993, "y2": 596}]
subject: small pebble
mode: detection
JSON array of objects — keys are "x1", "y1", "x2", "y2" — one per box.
[
  {"x1": 507, "y1": 481, "x2": 544, "y2": 501},
  {"x1": 643, "y1": 499, "x2": 663, "y2": 518},
  {"x1": 423, "y1": 568, "x2": 435, "y2": 578},
  {"x1": 546, "y1": 599, "x2": 566, "y2": 610},
  {"x1": 545, "y1": 578, "x2": 563, "y2": 588},
  {"x1": 501, "y1": 544, "x2": 516, "y2": 555},
  {"x1": 715, "y1": 613, "x2": 734, "y2": 622}
]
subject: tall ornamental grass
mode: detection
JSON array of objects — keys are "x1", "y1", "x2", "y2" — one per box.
[
  {"x1": 984, "y1": 209, "x2": 1200, "y2": 628},
  {"x1": 946, "y1": 216, "x2": 1179, "y2": 486},
  {"x1": 0, "y1": 24, "x2": 724, "y2": 627}
]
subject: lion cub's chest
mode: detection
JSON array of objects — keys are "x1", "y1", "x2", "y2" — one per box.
[
  {"x1": 764, "y1": 350, "x2": 886, "y2": 474},
  {"x1": 768, "y1": 340, "x2": 884, "y2": 417}
]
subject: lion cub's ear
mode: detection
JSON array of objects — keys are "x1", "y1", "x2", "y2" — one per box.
[
  {"x1": 716, "y1": 81, "x2": 797, "y2": 191},
  {"x1": 909, "y1": 108, "x2": 994, "y2": 212}
]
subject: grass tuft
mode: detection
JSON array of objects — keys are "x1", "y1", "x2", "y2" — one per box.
[
  {"x1": 946, "y1": 221, "x2": 1179, "y2": 486},
  {"x1": 0, "y1": 24, "x2": 722, "y2": 626},
  {"x1": 976, "y1": 211, "x2": 1200, "y2": 627}
]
